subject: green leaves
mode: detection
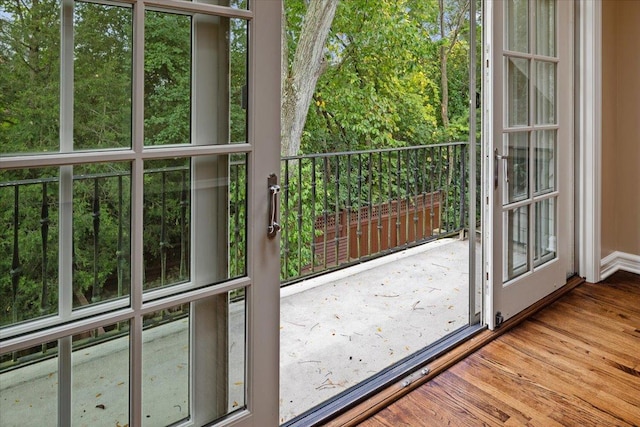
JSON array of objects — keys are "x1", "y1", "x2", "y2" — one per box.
[{"x1": 289, "y1": 0, "x2": 473, "y2": 153}]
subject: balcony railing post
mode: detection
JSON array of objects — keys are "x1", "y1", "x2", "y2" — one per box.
[
  {"x1": 459, "y1": 143, "x2": 467, "y2": 234},
  {"x1": 40, "y1": 182, "x2": 50, "y2": 313},
  {"x1": 91, "y1": 178, "x2": 101, "y2": 303},
  {"x1": 334, "y1": 156, "x2": 340, "y2": 266},
  {"x1": 297, "y1": 158, "x2": 303, "y2": 276},
  {"x1": 11, "y1": 185, "x2": 21, "y2": 327},
  {"x1": 322, "y1": 157, "x2": 329, "y2": 270},
  {"x1": 345, "y1": 154, "x2": 352, "y2": 262},
  {"x1": 310, "y1": 157, "x2": 317, "y2": 272},
  {"x1": 356, "y1": 153, "x2": 363, "y2": 259},
  {"x1": 160, "y1": 171, "x2": 167, "y2": 288},
  {"x1": 180, "y1": 169, "x2": 188, "y2": 280},
  {"x1": 283, "y1": 160, "x2": 290, "y2": 279}
]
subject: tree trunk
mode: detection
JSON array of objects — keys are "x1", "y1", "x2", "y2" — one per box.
[
  {"x1": 281, "y1": 0, "x2": 339, "y2": 157},
  {"x1": 439, "y1": 0, "x2": 449, "y2": 129}
]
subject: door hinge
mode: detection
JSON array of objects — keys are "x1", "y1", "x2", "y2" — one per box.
[{"x1": 495, "y1": 311, "x2": 504, "y2": 327}]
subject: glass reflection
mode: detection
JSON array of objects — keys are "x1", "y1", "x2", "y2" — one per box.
[
  {"x1": 73, "y1": 163, "x2": 132, "y2": 309},
  {"x1": 534, "y1": 198, "x2": 556, "y2": 267},
  {"x1": 74, "y1": 2, "x2": 132, "y2": 150},
  {"x1": 0, "y1": 340, "x2": 59, "y2": 426},
  {"x1": 507, "y1": 57, "x2": 529, "y2": 127},
  {"x1": 143, "y1": 305, "x2": 190, "y2": 426},
  {"x1": 535, "y1": 61, "x2": 556, "y2": 125},
  {"x1": 536, "y1": 0, "x2": 556, "y2": 57},
  {"x1": 535, "y1": 130, "x2": 556, "y2": 194},
  {"x1": 504, "y1": 206, "x2": 528, "y2": 281},
  {"x1": 505, "y1": 132, "x2": 529, "y2": 204},
  {"x1": 507, "y1": 0, "x2": 529, "y2": 53},
  {"x1": 72, "y1": 321, "x2": 130, "y2": 426}
]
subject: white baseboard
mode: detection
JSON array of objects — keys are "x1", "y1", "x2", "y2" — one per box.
[{"x1": 600, "y1": 251, "x2": 640, "y2": 280}]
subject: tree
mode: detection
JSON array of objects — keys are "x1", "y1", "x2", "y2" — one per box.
[
  {"x1": 437, "y1": 0, "x2": 470, "y2": 131},
  {"x1": 281, "y1": 0, "x2": 339, "y2": 157}
]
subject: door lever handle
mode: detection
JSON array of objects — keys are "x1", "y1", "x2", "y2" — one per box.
[
  {"x1": 267, "y1": 174, "x2": 281, "y2": 238},
  {"x1": 494, "y1": 148, "x2": 509, "y2": 189}
]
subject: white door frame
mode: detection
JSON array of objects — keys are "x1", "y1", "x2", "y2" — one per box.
[{"x1": 576, "y1": 0, "x2": 602, "y2": 284}]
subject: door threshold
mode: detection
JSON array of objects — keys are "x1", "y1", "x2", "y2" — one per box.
[{"x1": 282, "y1": 324, "x2": 485, "y2": 427}]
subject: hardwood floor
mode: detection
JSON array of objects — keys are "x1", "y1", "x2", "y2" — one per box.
[{"x1": 358, "y1": 271, "x2": 640, "y2": 427}]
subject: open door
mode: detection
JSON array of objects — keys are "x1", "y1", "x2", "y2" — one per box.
[
  {"x1": 0, "y1": 1, "x2": 280, "y2": 426},
  {"x1": 485, "y1": 0, "x2": 573, "y2": 329}
]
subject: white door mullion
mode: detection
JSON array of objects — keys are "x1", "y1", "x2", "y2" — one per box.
[
  {"x1": 59, "y1": 0, "x2": 74, "y2": 424},
  {"x1": 130, "y1": 1, "x2": 145, "y2": 425}
]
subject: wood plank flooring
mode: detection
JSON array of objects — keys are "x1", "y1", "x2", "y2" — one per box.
[{"x1": 358, "y1": 271, "x2": 640, "y2": 427}]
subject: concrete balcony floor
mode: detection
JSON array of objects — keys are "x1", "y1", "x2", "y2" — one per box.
[
  {"x1": 0, "y1": 238, "x2": 479, "y2": 426},
  {"x1": 279, "y1": 237, "x2": 480, "y2": 422}
]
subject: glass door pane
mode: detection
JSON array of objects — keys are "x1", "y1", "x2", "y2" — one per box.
[{"x1": 507, "y1": 57, "x2": 530, "y2": 127}]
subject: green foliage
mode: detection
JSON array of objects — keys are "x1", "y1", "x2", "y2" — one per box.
[
  {"x1": 290, "y1": 0, "x2": 474, "y2": 153},
  {"x1": 144, "y1": 11, "x2": 190, "y2": 146}
]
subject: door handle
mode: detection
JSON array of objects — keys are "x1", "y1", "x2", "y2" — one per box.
[
  {"x1": 267, "y1": 173, "x2": 281, "y2": 238},
  {"x1": 494, "y1": 148, "x2": 509, "y2": 189}
]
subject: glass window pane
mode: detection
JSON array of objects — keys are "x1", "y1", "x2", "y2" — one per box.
[
  {"x1": 144, "y1": 11, "x2": 191, "y2": 147},
  {"x1": 1, "y1": 168, "x2": 59, "y2": 327},
  {"x1": 535, "y1": 130, "x2": 556, "y2": 194},
  {"x1": 230, "y1": 18, "x2": 248, "y2": 144},
  {"x1": 229, "y1": 154, "x2": 248, "y2": 278},
  {"x1": 504, "y1": 132, "x2": 529, "y2": 204},
  {"x1": 143, "y1": 159, "x2": 191, "y2": 291},
  {"x1": 534, "y1": 198, "x2": 556, "y2": 267},
  {"x1": 199, "y1": 0, "x2": 248, "y2": 9},
  {"x1": 72, "y1": 320, "x2": 130, "y2": 426},
  {"x1": 229, "y1": 0, "x2": 248, "y2": 9},
  {"x1": 507, "y1": 57, "x2": 529, "y2": 127},
  {"x1": 1, "y1": 340, "x2": 59, "y2": 426},
  {"x1": 228, "y1": 288, "x2": 246, "y2": 414},
  {"x1": 0, "y1": 1, "x2": 60, "y2": 155},
  {"x1": 504, "y1": 206, "x2": 528, "y2": 281},
  {"x1": 74, "y1": 2, "x2": 132, "y2": 150},
  {"x1": 536, "y1": 0, "x2": 556, "y2": 57},
  {"x1": 73, "y1": 163, "x2": 131, "y2": 309},
  {"x1": 535, "y1": 61, "x2": 556, "y2": 125},
  {"x1": 506, "y1": 0, "x2": 529, "y2": 53},
  {"x1": 143, "y1": 154, "x2": 247, "y2": 292},
  {"x1": 143, "y1": 304, "x2": 190, "y2": 426}
]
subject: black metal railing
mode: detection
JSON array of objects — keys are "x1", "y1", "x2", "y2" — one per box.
[{"x1": 279, "y1": 142, "x2": 469, "y2": 283}]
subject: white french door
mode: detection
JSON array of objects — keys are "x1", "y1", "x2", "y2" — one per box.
[
  {"x1": 485, "y1": 0, "x2": 573, "y2": 329},
  {"x1": 0, "y1": 1, "x2": 280, "y2": 426}
]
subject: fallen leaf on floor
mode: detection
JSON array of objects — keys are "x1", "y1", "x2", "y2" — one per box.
[
  {"x1": 95, "y1": 393, "x2": 101, "y2": 398},
  {"x1": 377, "y1": 327, "x2": 382, "y2": 332}
]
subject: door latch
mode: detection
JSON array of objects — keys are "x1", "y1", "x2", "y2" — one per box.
[
  {"x1": 494, "y1": 148, "x2": 509, "y2": 189},
  {"x1": 267, "y1": 173, "x2": 281, "y2": 238}
]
